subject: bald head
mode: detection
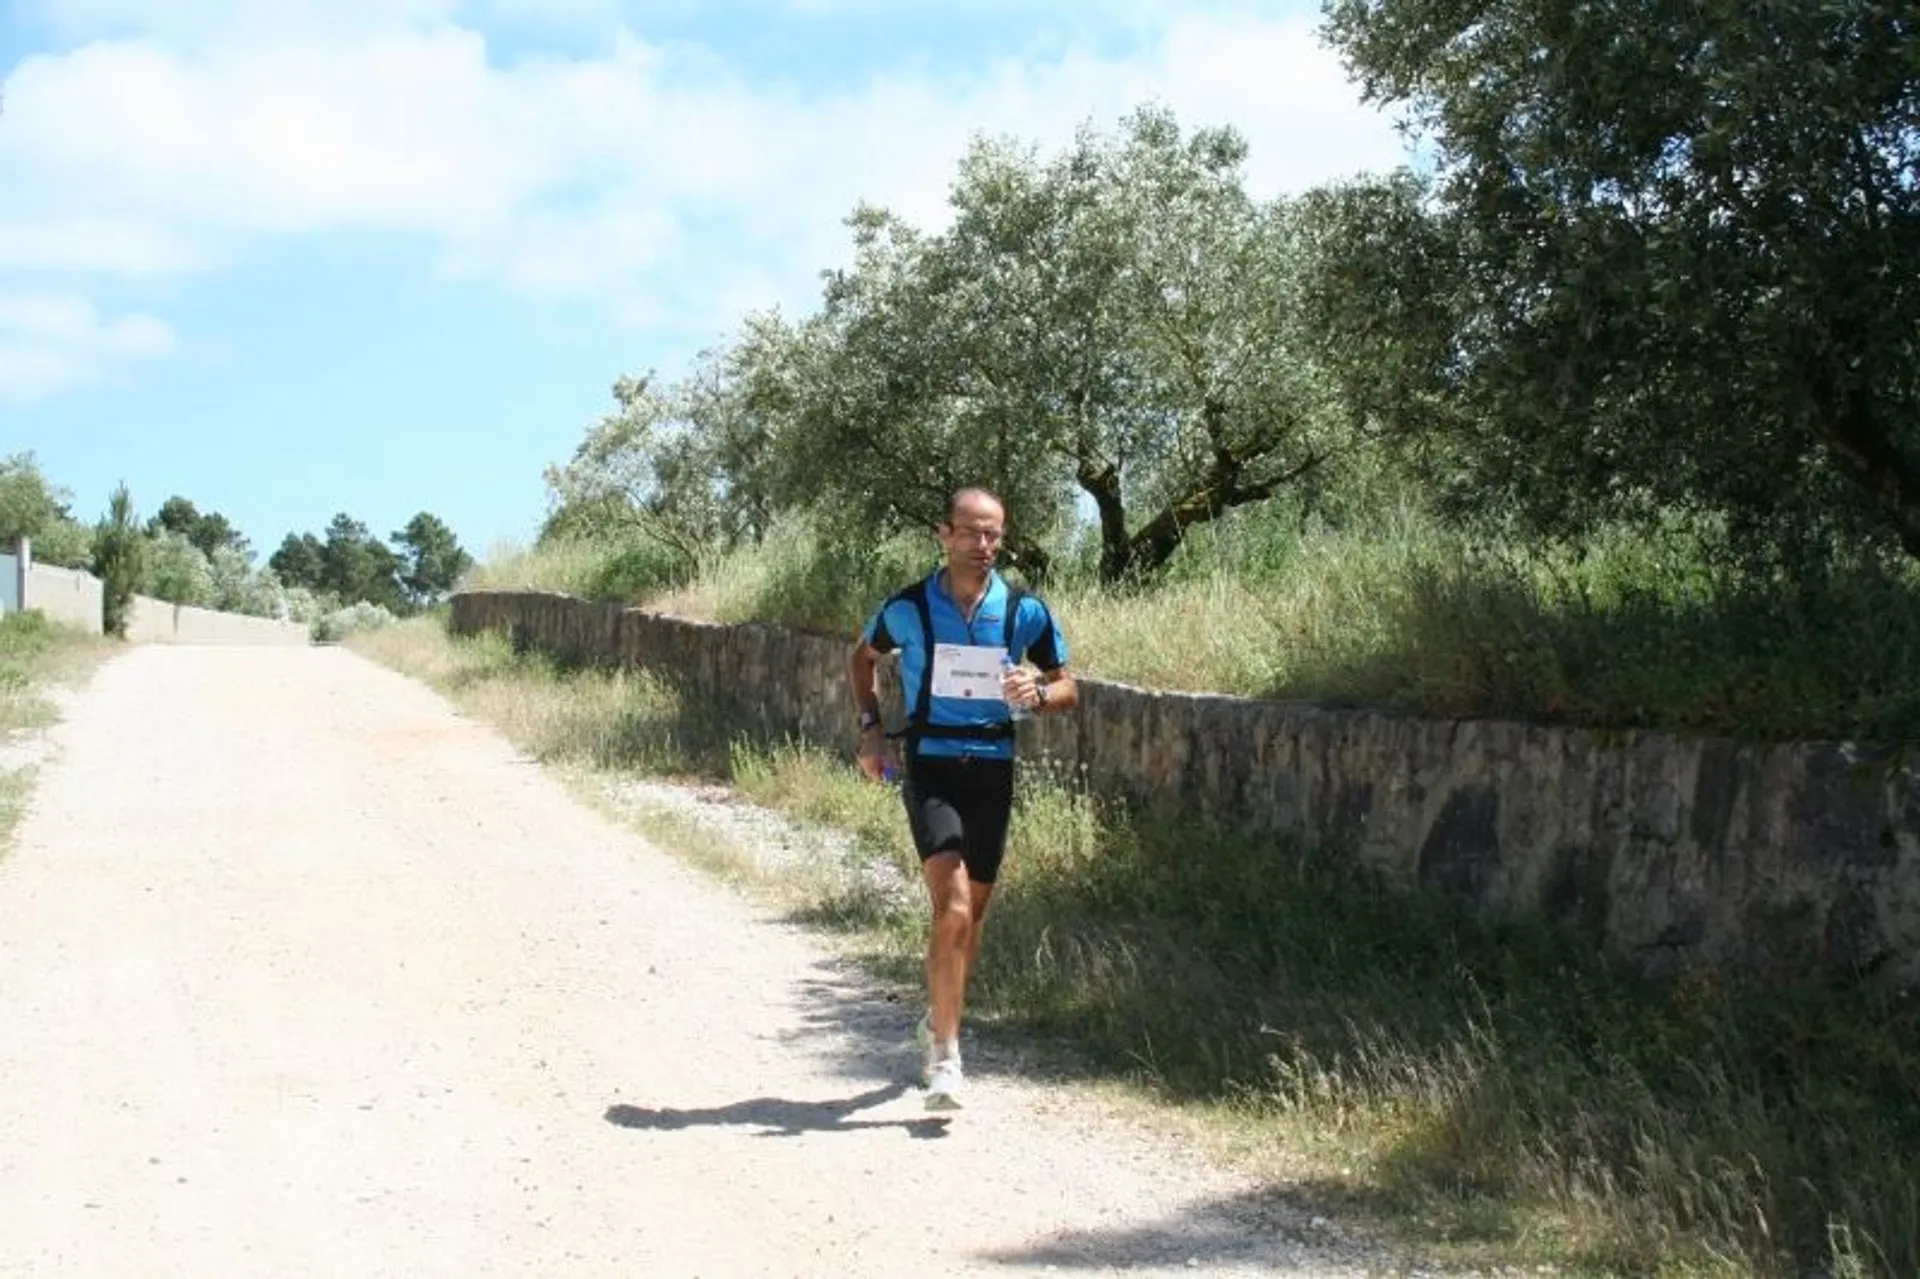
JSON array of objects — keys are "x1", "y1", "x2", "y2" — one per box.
[
  {"x1": 945, "y1": 487, "x2": 1005, "y2": 525},
  {"x1": 936, "y1": 487, "x2": 1007, "y2": 578}
]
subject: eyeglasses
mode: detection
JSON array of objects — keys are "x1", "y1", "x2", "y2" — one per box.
[{"x1": 947, "y1": 524, "x2": 1004, "y2": 545}]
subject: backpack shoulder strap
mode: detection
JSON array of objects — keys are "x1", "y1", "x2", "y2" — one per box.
[
  {"x1": 887, "y1": 578, "x2": 935, "y2": 738},
  {"x1": 883, "y1": 578, "x2": 928, "y2": 614},
  {"x1": 1003, "y1": 583, "x2": 1030, "y2": 660}
]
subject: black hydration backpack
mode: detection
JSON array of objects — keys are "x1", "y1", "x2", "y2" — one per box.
[{"x1": 886, "y1": 578, "x2": 1029, "y2": 758}]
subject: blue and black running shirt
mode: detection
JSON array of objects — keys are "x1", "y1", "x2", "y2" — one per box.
[{"x1": 861, "y1": 569, "x2": 1069, "y2": 760}]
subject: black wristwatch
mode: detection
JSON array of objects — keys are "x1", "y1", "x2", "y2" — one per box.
[
  {"x1": 1034, "y1": 681, "x2": 1050, "y2": 711},
  {"x1": 858, "y1": 709, "x2": 883, "y2": 733}
]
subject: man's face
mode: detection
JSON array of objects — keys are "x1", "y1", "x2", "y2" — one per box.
[{"x1": 937, "y1": 497, "x2": 1005, "y2": 575}]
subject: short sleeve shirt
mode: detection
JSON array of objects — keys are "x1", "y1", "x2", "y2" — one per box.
[{"x1": 861, "y1": 570, "x2": 1069, "y2": 760}]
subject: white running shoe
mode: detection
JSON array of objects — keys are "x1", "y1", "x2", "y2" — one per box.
[
  {"x1": 914, "y1": 1011, "x2": 934, "y2": 1086},
  {"x1": 924, "y1": 1056, "x2": 965, "y2": 1112}
]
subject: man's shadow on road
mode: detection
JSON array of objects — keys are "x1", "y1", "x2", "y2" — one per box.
[{"x1": 604, "y1": 1080, "x2": 950, "y2": 1140}]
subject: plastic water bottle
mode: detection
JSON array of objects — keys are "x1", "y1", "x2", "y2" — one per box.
[{"x1": 1001, "y1": 654, "x2": 1031, "y2": 722}]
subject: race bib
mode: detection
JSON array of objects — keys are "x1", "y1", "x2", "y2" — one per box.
[{"x1": 930, "y1": 644, "x2": 1008, "y2": 702}]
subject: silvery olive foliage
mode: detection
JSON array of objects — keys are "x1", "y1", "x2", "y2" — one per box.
[
  {"x1": 552, "y1": 105, "x2": 1370, "y2": 585},
  {"x1": 1321, "y1": 0, "x2": 1920, "y2": 563}
]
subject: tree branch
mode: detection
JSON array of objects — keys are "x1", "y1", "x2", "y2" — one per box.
[
  {"x1": 1123, "y1": 448, "x2": 1326, "y2": 579},
  {"x1": 1074, "y1": 456, "x2": 1131, "y2": 580},
  {"x1": 1816, "y1": 373, "x2": 1920, "y2": 559}
]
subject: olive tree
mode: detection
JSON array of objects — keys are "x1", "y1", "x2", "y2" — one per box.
[
  {"x1": 771, "y1": 106, "x2": 1360, "y2": 582},
  {"x1": 1322, "y1": 0, "x2": 1920, "y2": 559}
]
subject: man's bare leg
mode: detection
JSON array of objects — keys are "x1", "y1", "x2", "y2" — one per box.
[
  {"x1": 963, "y1": 878, "x2": 994, "y2": 1002},
  {"x1": 923, "y1": 853, "x2": 973, "y2": 1055}
]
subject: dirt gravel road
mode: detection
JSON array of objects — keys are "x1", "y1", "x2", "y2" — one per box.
[{"x1": 0, "y1": 645, "x2": 1383, "y2": 1278}]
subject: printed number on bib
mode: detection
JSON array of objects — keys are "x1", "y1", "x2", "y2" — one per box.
[{"x1": 931, "y1": 644, "x2": 1009, "y2": 702}]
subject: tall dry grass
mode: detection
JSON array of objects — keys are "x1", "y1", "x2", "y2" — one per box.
[{"x1": 484, "y1": 506, "x2": 1920, "y2": 743}]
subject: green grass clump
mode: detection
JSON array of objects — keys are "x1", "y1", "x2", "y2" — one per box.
[
  {"x1": 0, "y1": 611, "x2": 115, "y2": 845},
  {"x1": 463, "y1": 535, "x2": 695, "y2": 606},
  {"x1": 0, "y1": 611, "x2": 111, "y2": 736},
  {"x1": 648, "y1": 520, "x2": 936, "y2": 637},
  {"x1": 1053, "y1": 503, "x2": 1920, "y2": 743}
]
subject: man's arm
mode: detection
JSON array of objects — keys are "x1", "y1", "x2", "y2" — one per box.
[
  {"x1": 1034, "y1": 665, "x2": 1078, "y2": 716},
  {"x1": 848, "y1": 638, "x2": 890, "y2": 780},
  {"x1": 1016, "y1": 597, "x2": 1077, "y2": 715},
  {"x1": 1000, "y1": 660, "x2": 1077, "y2": 714},
  {"x1": 849, "y1": 639, "x2": 885, "y2": 722}
]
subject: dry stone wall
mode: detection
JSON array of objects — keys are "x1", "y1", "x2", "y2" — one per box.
[{"x1": 451, "y1": 589, "x2": 1920, "y2": 988}]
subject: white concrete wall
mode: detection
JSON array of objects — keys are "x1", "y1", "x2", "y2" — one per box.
[
  {"x1": 0, "y1": 550, "x2": 19, "y2": 614},
  {"x1": 124, "y1": 595, "x2": 309, "y2": 646},
  {"x1": 24, "y1": 563, "x2": 104, "y2": 635},
  {"x1": 1, "y1": 538, "x2": 305, "y2": 644}
]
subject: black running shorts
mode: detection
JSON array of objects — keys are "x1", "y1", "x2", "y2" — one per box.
[{"x1": 902, "y1": 754, "x2": 1016, "y2": 885}]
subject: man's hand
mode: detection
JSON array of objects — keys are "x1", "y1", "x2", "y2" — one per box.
[
  {"x1": 855, "y1": 728, "x2": 894, "y2": 782},
  {"x1": 1000, "y1": 664, "x2": 1042, "y2": 711}
]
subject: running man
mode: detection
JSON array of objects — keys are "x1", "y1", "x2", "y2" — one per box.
[{"x1": 848, "y1": 487, "x2": 1077, "y2": 1110}]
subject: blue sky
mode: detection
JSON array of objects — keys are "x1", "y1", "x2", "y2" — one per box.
[{"x1": 0, "y1": 0, "x2": 1413, "y2": 563}]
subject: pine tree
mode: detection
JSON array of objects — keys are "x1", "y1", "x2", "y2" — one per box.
[{"x1": 91, "y1": 483, "x2": 144, "y2": 638}]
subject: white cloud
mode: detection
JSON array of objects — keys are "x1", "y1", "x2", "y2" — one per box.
[
  {"x1": 0, "y1": 219, "x2": 206, "y2": 274},
  {"x1": 0, "y1": 292, "x2": 179, "y2": 402},
  {"x1": 4, "y1": 32, "x2": 549, "y2": 236},
  {"x1": 18, "y1": 0, "x2": 462, "y2": 44},
  {"x1": 0, "y1": 2, "x2": 1412, "y2": 388}
]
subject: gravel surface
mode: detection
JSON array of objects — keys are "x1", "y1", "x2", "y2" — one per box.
[{"x1": 0, "y1": 644, "x2": 1411, "y2": 1277}]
